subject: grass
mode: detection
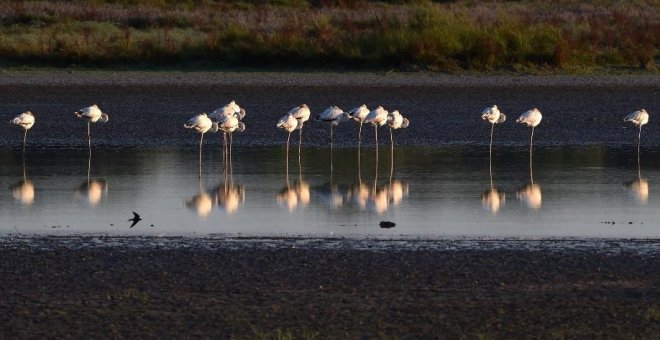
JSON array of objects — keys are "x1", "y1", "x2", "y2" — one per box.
[{"x1": 0, "y1": 0, "x2": 657, "y2": 73}]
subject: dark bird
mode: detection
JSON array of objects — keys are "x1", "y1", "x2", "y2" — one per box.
[
  {"x1": 128, "y1": 211, "x2": 142, "y2": 228},
  {"x1": 379, "y1": 221, "x2": 396, "y2": 229}
]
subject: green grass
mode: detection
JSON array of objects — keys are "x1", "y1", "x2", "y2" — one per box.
[{"x1": 0, "y1": 0, "x2": 657, "y2": 73}]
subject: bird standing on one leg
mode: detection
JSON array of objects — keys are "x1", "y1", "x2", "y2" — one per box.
[
  {"x1": 184, "y1": 113, "x2": 218, "y2": 178},
  {"x1": 624, "y1": 108, "x2": 649, "y2": 178},
  {"x1": 347, "y1": 104, "x2": 370, "y2": 147},
  {"x1": 10, "y1": 111, "x2": 35, "y2": 152},
  {"x1": 365, "y1": 106, "x2": 389, "y2": 164},
  {"x1": 516, "y1": 108, "x2": 542, "y2": 184},
  {"x1": 316, "y1": 106, "x2": 349, "y2": 149},
  {"x1": 288, "y1": 104, "x2": 311, "y2": 160},
  {"x1": 74, "y1": 104, "x2": 109, "y2": 155},
  {"x1": 386, "y1": 110, "x2": 409, "y2": 179},
  {"x1": 481, "y1": 105, "x2": 506, "y2": 187},
  {"x1": 276, "y1": 114, "x2": 299, "y2": 182}
]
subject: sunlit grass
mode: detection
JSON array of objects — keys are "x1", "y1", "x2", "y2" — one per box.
[{"x1": 0, "y1": 0, "x2": 657, "y2": 72}]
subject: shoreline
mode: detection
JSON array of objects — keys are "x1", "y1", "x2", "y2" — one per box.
[{"x1": 1, "y1": 70, "x2": 659, "y2": 87}]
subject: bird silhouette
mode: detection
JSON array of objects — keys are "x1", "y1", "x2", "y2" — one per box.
[{"x1": 128, "y1": 211, "x2": 142, "y2": 228}]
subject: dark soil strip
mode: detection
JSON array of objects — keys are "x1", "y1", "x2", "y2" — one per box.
[{"x1": 1, "y1": 238, "x2": 659, "y2": 338}]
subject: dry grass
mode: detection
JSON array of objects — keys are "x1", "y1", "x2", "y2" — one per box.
[{"x1": 0, "y1": 0, "x2": 657, "y2": 72}]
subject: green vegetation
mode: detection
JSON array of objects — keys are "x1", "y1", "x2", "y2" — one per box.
[{"x1": 0, "y1": 0, "x2": 658, "y2": 73}]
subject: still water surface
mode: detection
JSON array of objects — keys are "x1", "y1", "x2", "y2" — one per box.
[{"x1": 1, "y1": 145, "x2": 657, "y2": 238}]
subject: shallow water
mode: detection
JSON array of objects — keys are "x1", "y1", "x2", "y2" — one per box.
[{"x1": 1, "y1": 145, "x2": 658, "y2": 238}]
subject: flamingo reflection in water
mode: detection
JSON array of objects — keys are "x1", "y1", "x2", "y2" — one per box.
[
  {"x1": 277, "y1": 152, "x2": 310, "y2": 212},
  {"x1": 11, "y1": 158, "x2": 35, "y2": 206},
  {"x1": 185, "y1": 175, "x2": 214, "y2": 218},
  {"x1": 75, "y1": 151, "x2": 107, "y2": 207},
  {"x1": 516, "y1": 150, "x2": 542, "y2": 210},
  {"x1": 277, "y1": 175, "x2": 311, "y2": 212}
]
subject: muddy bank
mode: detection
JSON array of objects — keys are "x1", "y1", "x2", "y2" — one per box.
[
  {"x1": 1, "y1": 237, "x2": 659, "y2": 338},
  {"x1": 0, "y1": 72, "x2": 658, "y2": 149}
]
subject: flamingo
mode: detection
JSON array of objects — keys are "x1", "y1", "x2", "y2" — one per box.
[
  {"x1": 624, "y1": 109, "x2": 649, "y2": 172},
  {"x1": 217, "y1": 114, "x2": 246, "y2": 174},
  {"x1": 10, "y1": 111, "x2": 35, "y2": 151},
  {"x1": 184, "y1": 113, "x2": 218, "y2": 178},
  {"x1": 516, "y1": 108, "x2": 542, "y2": 183},
  {"x1": 316, "y1": 106, "x2": 348, "y2": 148},
  {"x1": 347, "y1": 104, "x2": 370, "y2": 146},
  {"x1": 386, "y1": 110, "x2": 409, "y2": 178},
  {"x1": 74, "y1": 104, "x2": 109, "y2": 151},
  {"x1": 288, "y1": 104, "x2": 311, "y2": 158},
  {"x1": 481, "y1": 105, "x2": 506, "y2": 158},
  {"x1": 386, "y1": 110, "x2": 409, "y2": 148},
  {"x1": 481, "y1": 105, "x2": 506, "y2": 188},
  {"x1": 365, "y1": 106, "x2": 389, "y2": 164},
  {"x1": 276, "y1": 114, "x2": 299, "y2": 178}
]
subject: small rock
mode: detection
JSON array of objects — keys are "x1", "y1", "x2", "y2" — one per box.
[{"x1": 380, "y1": 221, "x2": 396, "y2": 229}]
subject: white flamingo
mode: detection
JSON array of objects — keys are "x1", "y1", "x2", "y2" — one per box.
[
  {"x1": 74, "y1": 104, "x2": 109, "y2": 150},
  {"x1": 624, "y1": 109, "x2": 649, "y2": 172},
  {"x1": 347, "y1": 104, "x2": 370, "y2": 146},
  {"x1": 316, "y1": 106, "x2": 348, "y2": 148},
  {"x1": 386, "y1": 110, "x2": 409, "y2": 147},
  {"x1": 276, "y1": 114, "x2": 299, "y2": 178},
  {"x1": 481, "y1": 105, "x2": 506, "y2": 158},
  {"x1": 288, "y1": 104, "x2": 311, "y2": 158},
  {"x1": 184, "y1": 113, "x2": 218, "y2": 178},
  {"x1": 481, "y1": 105, "x2": 506, "y2": 187},
  {"x1": 365, "y1": 106, "x2": 389, "y2": 164},
  {"x1": 217, "y1": 114, "x2": 246, "y2": 174},
  {"x1": 516, "y1": 108, "x2": 542, "y2": 183},
  {"x1": 10, "y1": 111, "x2": 35, "y2": 151},
  {"x1": 386, "y1": 110, "x2": 409, "y2": 177}
]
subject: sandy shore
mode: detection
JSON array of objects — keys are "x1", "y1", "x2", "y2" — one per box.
[{"x1": 1, "y1": 237, "x2": 659, "y2": 338}]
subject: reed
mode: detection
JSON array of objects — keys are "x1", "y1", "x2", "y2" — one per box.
[{"x1": 0, "y1": 1, "x2": 657, "y2": 72}]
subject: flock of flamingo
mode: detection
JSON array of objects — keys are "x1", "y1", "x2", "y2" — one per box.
[{"x1": 8, "y1": 102, "x2": 651, "y2": 215}]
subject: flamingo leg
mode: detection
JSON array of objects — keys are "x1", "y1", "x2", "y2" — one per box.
[
  {"x1": 199, "y1": 132, "x2": 204, "y2": 179},
  {"x1": 298, "y1": 127, "x2": 302, "y2": 162},
  {"x1": 374, "y1": 125, "x2": 379, "y2": 170},
  {"x1": 330, "y1": 126, "x2": 334, "y2": 176},
  {"x1": 87, "y1": 121, "x2": 91, "y2": 152},
  {"x1": 530, "y1": 126, "x2": 534, "y2": 184},
  {"x1": 489, "y1": 123, "x2": 494, "y2": 189},
  {"x1": 358, "y1": 121, "x2": 363, "y2": 147},
  {"x1": 23, "y1": 129, "x2": 27, "y2": 154},
  {"x1": 638, "y1": 125, "x2": 642, "y2": 180},
  {"x1": 229, "y1": 132, "x2": 233, "y2": 176},
  {"x1": 286, "y1": 132, "x2": 291, "y2": 184},
  {"x1": 390, "y1": 127, "x2": 394, "y2": 181}
]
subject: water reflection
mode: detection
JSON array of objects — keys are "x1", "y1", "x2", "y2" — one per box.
[
  {"x1": 482, "y1": 140, "x2": 505, "y2": 214},
  {"x1": 517, "y1": 153, "x2": 542, "y2": 210},
  {"x1": 4, "y1": 146, "x2": 660, "y2": 238},
  {"x1": 11, "y1": 157, "x2": 34, "y2": 205},
  {"x1": 75, "y1": 153, "x2": 107, "y2": 206},
  {"x1": 213, "y1": 182, "x2": 246, "y2": 214},
  {"x1": 75, "y1": 180, "x2": 108, "y2": 207},
  {"x1": 277, "y1": 161, "x2": 310, "y2": 212},
  {"x1": 626, "y1": 150, "x2": 649, "y2": 204}
]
